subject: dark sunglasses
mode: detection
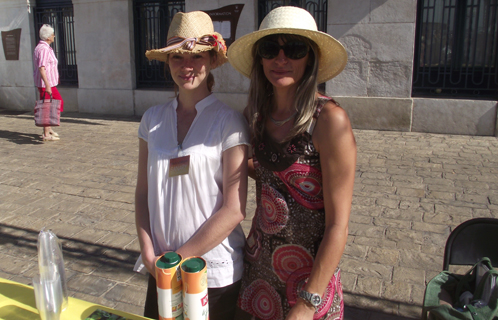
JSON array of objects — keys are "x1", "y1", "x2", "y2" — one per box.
[{"x1": 257, "y1": 40, "x2": 309, "y2": 60}]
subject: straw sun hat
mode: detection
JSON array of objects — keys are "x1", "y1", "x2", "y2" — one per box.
[
  {"x1": 145, "y1": 11, "x2": 228, "y2": 69},
  {"x1": 228, "y1": 6, "x2": 348, "y2": 83}
]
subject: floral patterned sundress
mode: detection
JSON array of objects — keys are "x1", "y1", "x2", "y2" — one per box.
[{"x1": 236, "y1": 97, "x2": 344, "y2": 320}]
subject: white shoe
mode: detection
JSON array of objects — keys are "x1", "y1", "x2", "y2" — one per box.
[{"x1": 42, "y1": 134, "x2": 60, "y2": 141}]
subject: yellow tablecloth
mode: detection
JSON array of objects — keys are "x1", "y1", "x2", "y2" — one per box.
[{"x1": 0, "y1": 277, "x2": 150, "y2": 320}]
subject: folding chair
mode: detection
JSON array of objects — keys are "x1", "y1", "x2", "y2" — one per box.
[{"x1": 443, "y1": 217, "x2": 498, "y2": 271}]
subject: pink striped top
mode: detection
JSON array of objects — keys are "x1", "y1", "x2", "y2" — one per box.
[{"x1": 33, "y1": 41, "x2": 59, "y2": 88}]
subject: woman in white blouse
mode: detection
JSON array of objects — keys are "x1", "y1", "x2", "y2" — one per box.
[{"x1": 134, "y1": 11, "x2": 249, "y2": 320}]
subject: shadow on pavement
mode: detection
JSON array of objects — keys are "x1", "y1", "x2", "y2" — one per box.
[
  {"x1": 0, "y1": 109, "x2": 29, "y2": 116},
  {"x1": 0, "y1": 130, "x2": 44, "y2": 145},
  {"x1": 62, "y1": 112, "x2": 141, "y2": 123},
  {"x1": 0, "y1": 223, "x2": 139, "y2": 274},
  {"x1": 2, "y1": 112, "x2": 141, "y2": 126},
  {"x1": 344, "y1": 303, "x2": 418, "y2": 320}
]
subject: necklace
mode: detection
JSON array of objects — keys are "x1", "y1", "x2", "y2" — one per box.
[{"x1": 270, "y1": 111, "x2": 297, "y2": 126}]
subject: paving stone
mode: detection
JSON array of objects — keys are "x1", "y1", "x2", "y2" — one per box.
[
  {"x1": 71, "y1": 228, "x2": 110, "y2": 244},
  {"x1": 376, "y1": 198, "x2": 400, "y2": 209},
  {"x1": 350, "y1": 213, "x2": 373, "y2": 224},
  {"x1": 124, "y1": 238, "x2": 141, "y2": 252},
  {"x1": 353, "y1": 236, "x2": 397, "y2": 248},
  {"x1": 411, "y1": 222, "x2": 450, "y2": 234},
  {"x1": 455, "y1": 193, "x2": 490, "y2": 204},
  {"x1": 396, "y1": 187, "x2": 426, "y2": 198},
  {"x1": 363, "y1": 184, "x2": 397, "y2": 195},
  {"x1": 97, "y1": 232, "x2": 136, "y2": 249},
  {"x1": 340, "y1": 271, "x2": 357, "y2": 292},
  {"x1": 92, "y1": 264, "x2": 135, "y2": 283},
  {"x1": 362, "y1": 179, "x2": 394, "y2": 187},
  {"x1": 93, "y1": 219, "x2": 133, "y2": 233},
  {"x1": 399, "y1": 250, "x2": 441, "y2": 272},
  {"x1": 399, "y1": 200, "x2": 424, "y2": 210},
  {"x1": 372, "y1": 217, "x2": 411, "y2": 229},
  {"x1": 2, "y1": 114, "x2": 498, "y2": 320},
  {"x1": 356, "y1": 275, "x2": 383, "y2": 297},
  {"x1": 366, "y1": 247, "x2": 400, "y2": 266},
  {"x1": 348, "y1": 222, "x2": 386, "y2": 238},
  {"x1": 126, "y1": 273, "x2": 148, "y2": 287},
  {"x1": 67, "y1": 273, "x2": 117, "y2": 297},
  {"x1": 382, "y1": 281, "x2": 411, "y2": 302},
  {"x1": 396, "y1": 240, "x2": 421, "y2": 251},
  {"x1": 382, "y1": 208, "x2": 424, "y2": 221},
  {"x1": 113, "y1": 302, "x2": 145, "y2": 317},
  {"x1": 392, "y1": 266, "x2": 425, "y2": 284},
  {"x1": 351, "y1": 204, "x2": 385, "y2": 217},
  {"x1": 340, "y1": 258, "x2": 393, "y2": 279},
  {"x1": 343, "y1": 243, "x2": 368, "y2": 259},
  {"x1": 0, "y1": 253, "x2": 36, "y2": 275},
  {"x1": 105, "y1": 283, "x2": 147, "y2": 306},
  {"x1": 423, "y1": 211, "x2": 472, "y2": 225},
  {"x1": 410, "y1": 283, "x2": 426, "y2": 306}
]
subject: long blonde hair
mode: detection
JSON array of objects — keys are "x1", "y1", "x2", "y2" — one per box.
[{"x1": 247, "y1": 34, "x2": 320, "y2": 141}]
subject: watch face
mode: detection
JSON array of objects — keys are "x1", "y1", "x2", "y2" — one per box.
[{"x1": 311, "y1": 294, "x2": 321, "y2": 306}]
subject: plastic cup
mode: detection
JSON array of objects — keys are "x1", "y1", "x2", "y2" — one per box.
[{"x1": 33, "y1": 271, "x2": 63, "y2": 320}]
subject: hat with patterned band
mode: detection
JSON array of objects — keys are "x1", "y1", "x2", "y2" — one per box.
[
  {"x1": 145, "y1": 11, "x2": 228, "y2": 69},
  {"x1": 227, "y1": 6, "x2": 348, "y2": 83}
]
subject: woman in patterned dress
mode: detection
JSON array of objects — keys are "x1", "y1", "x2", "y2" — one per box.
[{"x1": 227, "y1": 6, "x2": 356, "y2": 320}]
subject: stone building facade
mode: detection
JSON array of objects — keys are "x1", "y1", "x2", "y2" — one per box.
[{"x1": 0, "y1": 0, "x2": 496, "y2": 136}]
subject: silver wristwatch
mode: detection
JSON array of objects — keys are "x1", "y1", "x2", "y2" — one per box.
[{"x1": 298, "y1": 290, "x2": 322, "y2": 310}]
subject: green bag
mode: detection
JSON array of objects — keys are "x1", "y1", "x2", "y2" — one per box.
[{"x1": 422, "y1": 258, "x2": 498, "y2": 320}]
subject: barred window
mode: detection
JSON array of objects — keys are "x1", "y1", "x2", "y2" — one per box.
[
  {"x1": 413, "y1": 0, "x2": 498, "y2": 99},
  {"x1": 258, "y1": 0, "x2": 327, "y2": 89},
  {"x1": 133, "y1": 0, "x2": 185, "y2": 89},
  {"x1": 34, "y1": 0, "x2": 78, "y2": 86}
]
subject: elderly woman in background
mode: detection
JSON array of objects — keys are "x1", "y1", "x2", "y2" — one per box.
[{"x1": 33, "y1": 24, "x2": 63, "y2": 141}]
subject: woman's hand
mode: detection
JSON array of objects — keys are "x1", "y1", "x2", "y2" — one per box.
[
  {"x1": 143, "y1": 252, "x2": 160, "y2": 278},
  {"x1": 285, "y1": 299, "x2": 316, "y2": 320},
  {"x1": 45, "y1": 86, "x2": 52, "y2": 95}
]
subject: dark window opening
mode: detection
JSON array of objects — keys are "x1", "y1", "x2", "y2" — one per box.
[
  {"x1": 413, "y1": 0, "x2": 498, "y2": 99},
  {"x1": 133, "y1": 0, "x2": 185, "y2": 89},
  {"x1": 34, "y1": 0, "x2": 78, "y2": 87}
]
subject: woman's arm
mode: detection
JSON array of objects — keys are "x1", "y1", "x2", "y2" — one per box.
[
  {"x1": 287, "y1": 101, "x2": 357, "y2": 320},
  {"x1": 38, "y1": 66, "x2": 52, "y2": 95},
  {"x1": 135, "y1": 138, "x2": 158, "y2": 276},
  {"x1": 176, "y1": 144, "x2": 248, "y2": 259}
]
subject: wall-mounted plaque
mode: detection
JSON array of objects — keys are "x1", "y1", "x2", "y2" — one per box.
[
  {"x1": 204, "y1": 4, "x2": 244, "y2": 47},
  {"x1": 1, "y1": 28, "x2": 22, "y2": 61}
]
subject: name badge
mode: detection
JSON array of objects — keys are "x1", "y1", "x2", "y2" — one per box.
[{"x1": 169, "y1": 155, "x2": 190, "y2": 177}]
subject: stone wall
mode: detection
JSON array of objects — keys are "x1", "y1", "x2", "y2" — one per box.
[
  {"x1": 0, "y1": 0, "x2": 38, "y2": 111},
  {"x1": 73, "y1": 0, "x2": 135, "y2": 115},
  {"x1": 0, "y1": 0, "x2": 496, "y2": 135}
]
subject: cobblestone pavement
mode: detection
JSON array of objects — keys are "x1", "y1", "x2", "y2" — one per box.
[{"x1": 0, "y1": 110, "x2": 497, "y2": 319}]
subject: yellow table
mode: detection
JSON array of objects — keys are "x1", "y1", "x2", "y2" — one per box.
[{"x1": 0, "y1": 277, "x2": 150, "y2": 320}]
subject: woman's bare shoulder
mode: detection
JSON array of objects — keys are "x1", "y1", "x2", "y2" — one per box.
[{"x1": 317, "y1": 100, "x2": 351, "y2": 131}]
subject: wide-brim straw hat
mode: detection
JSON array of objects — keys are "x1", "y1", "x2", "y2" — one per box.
[
  {"x1": 228, "y1": 6, "x2": 348, "y2": 83},
  {"x1": 145, "y1": 11, "x2": 228, "y2": 69}
]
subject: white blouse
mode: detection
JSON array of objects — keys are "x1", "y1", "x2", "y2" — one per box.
[{"x1": 134, "y1": 94, "x2": 250, "y2": 287}]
